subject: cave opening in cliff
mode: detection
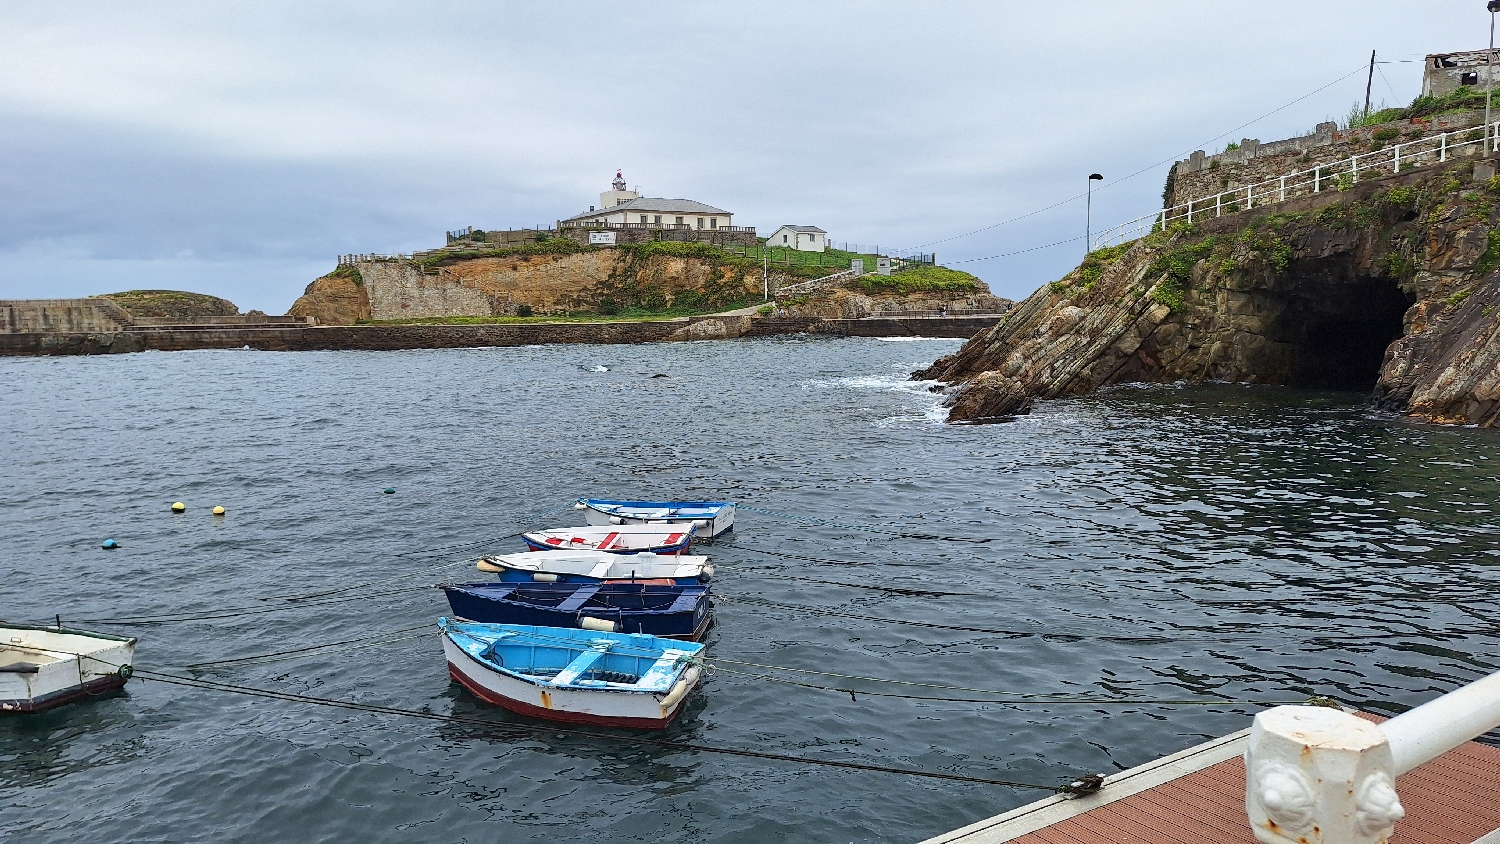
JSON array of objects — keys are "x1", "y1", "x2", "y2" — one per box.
[{"x1": 1275, "y1": 261, "x2": 1413, "y2": 391}]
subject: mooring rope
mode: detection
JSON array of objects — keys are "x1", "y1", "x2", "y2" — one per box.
[
  {"x1": 729, "y1": 595, "x2": 1500, "y2": 643},
  {"x1": 726, "y1": 566, "x2": 972, "y2": 597},
  {"x1": 738, "y1": 504, "x2": 996, "y2": 544},
  {"x1": 129, "y1": 668, "x2": 1087, "y2": 792},
  {"x1": 183, "y1": 624, "x2": 434, "y2": 672},
  {"x1": 703, "y1": 663, "x2": 1301, "y2": 707},
  {"x1": 68, "y1": 584, "x2": 439, "y2": 626}
]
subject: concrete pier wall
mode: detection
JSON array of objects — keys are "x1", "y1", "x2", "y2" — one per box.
[{"x1": 0, "y1": 315, "x2": 1002, "y2": 357}]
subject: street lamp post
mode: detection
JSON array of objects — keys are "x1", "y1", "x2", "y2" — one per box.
[
  {"x1": 1085, "y1": 173, "x2": 1104, "y2": 256},
  {"x1": 1489, "y1": 2, "x2": 1500, "y2": 153}
]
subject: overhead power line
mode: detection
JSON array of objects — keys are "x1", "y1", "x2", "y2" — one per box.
[{"x1": 909, "y1": 63, "x2": 1371, "y2": 254}]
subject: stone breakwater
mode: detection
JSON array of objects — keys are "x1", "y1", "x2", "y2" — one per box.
[
  {"x1": 918, "y1": 157, "x2": 1500, "y2": 427},
  {"x1": 0, "y1": 315, "x2": 1000, "y2": 356}
]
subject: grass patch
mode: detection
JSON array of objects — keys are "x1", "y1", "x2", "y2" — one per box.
[
  {"x1": 1146, "y1": 235, "x2": 1219, "y2": 312},
  {"x1": 854, "y1": 265, "x2": 980, "y2": 295}
]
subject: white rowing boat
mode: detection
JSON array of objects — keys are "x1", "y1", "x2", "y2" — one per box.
[{"x1": 1, "y1": 624, "x2": 136, "y2": 714}]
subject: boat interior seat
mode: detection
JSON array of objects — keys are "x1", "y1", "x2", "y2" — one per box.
[
  {"x1": 555, "y1": 584, "x2": 604, "y2": 613},
  {"x1": 551, "y1": 641, "x2": 615, "y2": 686},
  {"x1": 637, "y1": 650, "x2": 691, "y2": 690},
  {"x1": 666, "y1": 592, "x2": 703, "y2": 613}
]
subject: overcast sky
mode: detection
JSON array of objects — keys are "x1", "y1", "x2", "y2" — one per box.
[{"x1": 0, "y1": 2, "x2": 1486, "y2": 311}]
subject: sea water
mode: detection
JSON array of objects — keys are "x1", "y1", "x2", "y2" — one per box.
[{"x1": 3, "y1": 336, "x2": 1499, "y2": 843}]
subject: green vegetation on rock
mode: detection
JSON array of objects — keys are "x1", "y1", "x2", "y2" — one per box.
[
  {"x1": 101, "y1": 290, "x2": 239, "y2": 318},
  {"x1": 854, "y1": 266, "x2": 980, "y2": 295}
]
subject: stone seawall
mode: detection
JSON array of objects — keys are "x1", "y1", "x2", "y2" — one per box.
[{"x1": 0, "y1": 316, "x2": 1001, "y2": 357}]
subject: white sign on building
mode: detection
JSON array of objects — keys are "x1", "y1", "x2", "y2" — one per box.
[{"x1": 588, "y1": 231, "x2": 617, "y2": 245}]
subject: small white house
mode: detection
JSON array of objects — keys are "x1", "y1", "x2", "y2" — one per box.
[{"x1": 767, "y1": 225, "x2": 827, "y2": 253}]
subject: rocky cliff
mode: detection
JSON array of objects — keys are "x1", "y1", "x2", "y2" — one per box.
[
  {"x1": 290, "y1": 242, "x2": 787, "y2": 324},
  {"x1": 918, "y1": 159, "x2": 1500, "y2": 427}
]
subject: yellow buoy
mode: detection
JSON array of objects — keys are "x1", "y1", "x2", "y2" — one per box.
[
  {"x1": 171, "y1": 501, "x2": 186, "y2": 513},
  {"x1": 212, "y1": 506, "x2": 225, "y2": 516}
]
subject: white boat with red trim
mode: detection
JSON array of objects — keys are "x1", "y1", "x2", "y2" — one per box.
[
  {"x1": 477, "y1": 549, "x2": 713, "y2": 585},
  {"x1": 439, "y1": 618, "x2": 704, "y2": 729},
  {"x1": 1, "y1": 623, "x2": 136, "y2": 714},
  {"x1": 521, "y1": 525, "x2": 693, "y2": 555}
]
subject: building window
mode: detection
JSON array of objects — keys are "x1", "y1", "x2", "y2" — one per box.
[
  {"x1": 782, "y1": 234, "x2": 788, "y2": 243},
  {"x1": 697, "y1": 217, "x2": 705, "y2": 229},
  {"x1": 640, "y1": 215, "x2": 648, "y2": 224},
  {"x1": 676, "y1": 216, "x2": 684, "y2": 225},
  {"x1": 710, "y1": 218, "x2": 718, "y2": 229},
  {"x1": 1463, "y1": 71, "x2": 1480, "y2": 86},
  {"x1": 654, "y1": 215, "x2": 661, "y2": 224}
]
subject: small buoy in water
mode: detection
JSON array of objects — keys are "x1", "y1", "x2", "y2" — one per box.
[
  {"x1": 171, "y1": 502, "x2": 186, "y2": 513},
  {"x1": 212, "y1": 506, "x2": 225, "y2": 516},
  {"x1": 383, "y1": 487, "x2": 396, "y2": 495},
  {"x1": 101, "y1": 539, "x2": 119, "y2": 550}
]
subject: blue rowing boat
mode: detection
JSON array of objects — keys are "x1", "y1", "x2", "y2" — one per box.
[
  {"x1": 575, "y1": 498, "x2": 735, "y2": 539},
  {"x1": 439, "y1": 619, "x2": 704, "y2": 728},
  {"x1": 442, "y1": 581, "x2": 713, "y2": 641}
]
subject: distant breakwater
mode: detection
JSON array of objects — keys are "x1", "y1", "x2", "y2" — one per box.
[{"x1": 0, "y1": 315, "x2": 1001, "y2": 356}]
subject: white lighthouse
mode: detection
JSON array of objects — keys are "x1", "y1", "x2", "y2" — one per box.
[{"x1": 599, "y1": 171, "x2": 639, "y2": 209}]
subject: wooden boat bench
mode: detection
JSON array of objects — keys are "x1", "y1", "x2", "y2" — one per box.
[
  {"x1": 551, "y1": 640, "x2": 615, "y2": 686},
  {"x1": 555, "y1": 584, "x2": 604, "y2": 613}
]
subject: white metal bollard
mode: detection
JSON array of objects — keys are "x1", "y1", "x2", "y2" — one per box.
[{"x1": 1245, "y1": 706, "x2": 1404, "y2": 844}]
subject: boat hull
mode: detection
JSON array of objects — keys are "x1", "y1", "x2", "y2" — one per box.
[
  {"x1": 442, "y1": 634, "x2": 701, "y2": 729},
  {"x1": 444, "y1": 583, "x2": 713, "y2": 641},
  {"x1": 578, "y1": 499, "x2": 735, "y2": 539},
  {"x1": 0, "y1": 626, "x2": 136, "y2": 715},
  {"x1": 521, "y1": 526, "x2": 693, "y2": 556}
]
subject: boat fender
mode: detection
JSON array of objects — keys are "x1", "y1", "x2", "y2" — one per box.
[
  {"x1": 660, "y1": 675, "x2": 693, "y2": 710},
  {"x1": 116, "y1": 664, "x2": 133, "y2": 680},
  {"x1": 531, "y1": 572, "x2": 560, "y2": 583},
  {"x1": 608, "y1": 516, "x2": 623, "y2": 525},
  {"x1": 692, "y1": 520, "x2": 709, "y2": 530},
  {"x1": 697, "y1": 565, "x2": 714, "y2": 583},
  {"x1": 475, "y1": 560, "x2": 505, "y2": 573},
  {"x1": 579, "y1": 616, "x2": 618, "y2": 633}
]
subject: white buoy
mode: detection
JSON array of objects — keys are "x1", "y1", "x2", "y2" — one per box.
[{"x1": 578, "y1": 616, "x2": 619, "y2": 633}]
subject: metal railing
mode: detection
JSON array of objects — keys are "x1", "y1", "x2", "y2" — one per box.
[
  {"x1": 1092, "y1": 122, "x2": 1500, "y2": 250},
  {"x1": 1245, "y1": 669, "x2": 1500, "y2": 844},
  {"x1": 338, "y1": 253, "x2": 408, "y2": 266},
  {"x1": 558, "y1": 221, "x2": 756, "y2": 233}
]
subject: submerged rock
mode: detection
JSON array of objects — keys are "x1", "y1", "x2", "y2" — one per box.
[{"x1": 918, "y1": 161, "x2": 1500, "y2": 427}]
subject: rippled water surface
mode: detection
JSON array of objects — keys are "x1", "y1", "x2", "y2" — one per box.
[{"x1": 4, "y1": 337, "x2": 1500, "y2": 843}]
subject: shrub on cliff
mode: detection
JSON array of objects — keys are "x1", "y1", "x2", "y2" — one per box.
[{"x1": 855, "y1": 266, "x2": 979, "y2": 295}]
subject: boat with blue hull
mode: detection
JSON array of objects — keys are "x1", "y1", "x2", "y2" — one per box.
[
  {"x1": 442, "y1": 581, "x2": 713, "y2": 641},
  {"x1": 476, "y1": 549, "x2": 712, "y2": 585},
  {"x1": 439, "y1": 619, "x2": 704, "y2": 729},
  {"x1": 575, "y1": 499, "x2": 735, "y2": 539}
]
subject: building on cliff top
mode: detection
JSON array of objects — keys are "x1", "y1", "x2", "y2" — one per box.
[
  {"x1": 560, "y1": 172, "x2": 742, "y2": 232},
  {"x1": 766, "y1": 225, "x2": 827, "y2": 252},
  {"x1": 1422, "y1": 49, "x2": 1500, "y2": 98}
]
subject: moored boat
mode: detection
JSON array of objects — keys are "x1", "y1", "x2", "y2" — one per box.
[
  {"x1": 522, "y1": 525, "x2": 694, "y2": 555},
  {"x1": 439, "y1": 618, "x2": 704, "y2": 728},
  {"x1": 575, "y1": 498, "x2": 735, "y2": 539},
  {"x1": 443, "y1": 580, "x2": 713, "y2": 640},
  {"x1": 1, "y1": 624, "x2": 136, "y2": 714},
  {"x1": 477, "y1": 549, "x2": 713, "y2": 585}
]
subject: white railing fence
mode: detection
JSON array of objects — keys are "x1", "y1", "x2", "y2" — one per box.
[
  {"x1": 1091, "y1": 122, "x2": 1500, "y2": 251},
  {"x1": 1245, "y1": 669, "x2": 1500, "y2": 844}
]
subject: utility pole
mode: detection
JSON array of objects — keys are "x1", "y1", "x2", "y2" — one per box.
[
  {"x1": 1085, "y1": 173, "x2": 1104, "y2": 256},
  {"x1": 1364, "y1": 49, "x2": 1376, "y2": 123},
  {"x1": 1489, "y1": 2, "x2": 1500, "y2": 153}
]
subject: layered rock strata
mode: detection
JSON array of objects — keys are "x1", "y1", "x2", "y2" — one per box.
[{"x1": 918, "y1": 160, "x2": 1500, "y2": 427}]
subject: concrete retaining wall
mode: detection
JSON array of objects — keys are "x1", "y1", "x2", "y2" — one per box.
[
  {"x1": 0, "y1": 315, "x2": 1003, "y2": 356},
  {"x1": 0, "y1": 299, "x2": 134, "y2": 334}
]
